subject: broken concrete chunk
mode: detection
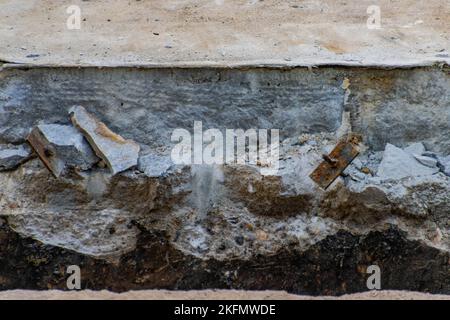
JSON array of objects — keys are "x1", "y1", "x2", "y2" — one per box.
[
  {"x1": 377, "y1": 143, "x2": 439, "y2": 180},
  {"x1": 69, "y1": 106, "x2": 140, "y2": 174},
  {"x1": 0, "y1": 144, "x2": 32, "y2": 171},
  {"x1": 138, "y1": 153, "x2": 172, "y2": 177},
  {"x1": 27, "y1": 124, "x2": 99, "y2": 177},
  {"x1": 403, "y1": 142, "x2": 425, "y2": 156},
  {"x1": 437, "y1": 155, "x2": 450, "y2": 176},
  {"x1": 413, "y1": 155, "x2": 438, "y2": 168}
]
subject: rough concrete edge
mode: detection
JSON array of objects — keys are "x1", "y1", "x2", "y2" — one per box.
[
  {"x1": 0, "y1": 289, "x2": 449, "y2": 300},
  {"x1": 1, "y1": 58, "x2": 449, "y2": 70}
]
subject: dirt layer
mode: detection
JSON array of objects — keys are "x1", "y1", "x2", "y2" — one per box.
[{"x1": 1, "y1": 218, "x2": 449, "y2": 295}]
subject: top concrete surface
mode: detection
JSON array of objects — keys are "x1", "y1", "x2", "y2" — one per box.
[{"x1": 0, "y1": 0, "x2": 449, "y2": 68}]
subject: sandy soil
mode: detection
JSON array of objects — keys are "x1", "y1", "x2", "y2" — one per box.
[
  {"x1": 0, "y1": 290, "x2": 449, "y2": 300},
  {"x1": 1, "y1": 0, "x2": 449, "y2": 67}
]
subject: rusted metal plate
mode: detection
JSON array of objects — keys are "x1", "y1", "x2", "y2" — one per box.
[
  {"x1": 27, "y1": 127, "x2": 62, "y2": 178},
  {"x1": 309, "y1": 134, "x2": 362, "y2": 190}
]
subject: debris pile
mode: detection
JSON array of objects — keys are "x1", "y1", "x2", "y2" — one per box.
[{"x1": 343, "y1": 141, "x2": 449, "y2": 184}]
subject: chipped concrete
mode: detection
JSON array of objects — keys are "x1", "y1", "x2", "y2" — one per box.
[
  {"x1": 437, "y1": 156, "x2": 450, "y2": 176},
  {"x1": 138, "y1": 152, "x2": 173, "y2": 178},
  {"x1": 0, "y1": 0, "x2": 449, "y2": 295},
  {"x1": 0, "y1": 144, "x2": 32, "y2": 171},
  {"x1": 69, "y1": 106, "x2": 140, "y2": 174},
  {"x1": 27, "y1": 124, "x2": 99, "y2": 177},
  {"x1": 377, "y1": 144, "x2": 439, "y2": 180},
  {"x1": 1, "y1": 67, "x2": 450, "y2": 153}
]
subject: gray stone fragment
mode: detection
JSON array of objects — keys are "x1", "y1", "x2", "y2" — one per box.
[
  {"x1": 138, "y1": 153, "x2": 172, "y2": 177},
  {"x1": 437, "y1": 155, "x2": 450, "y2": 176},
  {"x1": 350, "y1": 171, "x2": 366, "y2": 181},
  {"x1": 422, "y1": 151, "x2": 438, "y2": 159},
  {"x1": 377, "y1": 144, "x2": 439, "y2": 180},
  {"x1": 413, "y1": 155, "x2": 438, "y2": 168},
  {"x1": 0, "y1": 144, "x2": 32, "y2": 171},
  {"x1": 69, "y1": 106, "x2": 140, "y2": 175},
  {"x1": 403, "y1": 142, "x2": 425, "y2": 156},
  {"x1": 352, "y1": 158, "x2": 363, "y2": 170},
  {"x1": 27, "y1": 124, "x2": 99, "y2": 177}
]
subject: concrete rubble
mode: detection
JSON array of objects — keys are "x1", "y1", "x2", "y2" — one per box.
[
  {"x1": 137, "y1": 152, "x2": 173, "y2": 178},
  {"x1": 376, "y1": 143, "x2": 439, "y2": 180},
  {"x1": 27, "y1": 124, "x2": 99, "y2": 177},
  {"x1": 437, "y1": 156, "x2": 450, "y2": 177},
  {"x1": 0, "y1": 144, "x2": 32, "y2": 171},
  {"x1": 1, "y1": 126, "x2": 449, "y2": 293},
  {"x1": 69, "y1": 106, "x2": 140, "y2": 175}
]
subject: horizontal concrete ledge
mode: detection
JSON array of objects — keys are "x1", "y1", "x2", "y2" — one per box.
[
  {"x1": 1, "y1": 59, "x2": 450, "y2": 70},
  {"x1": 1, "y1": 1, "x2": 449, "y2": 69},
  {"x1": 1, "y1": 289, "x2": 449, "y2": 300}
]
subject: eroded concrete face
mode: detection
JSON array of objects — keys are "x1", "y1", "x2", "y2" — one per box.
[
  {"x1": 0, "y1": 68, "x2": 345, "y2": 146},
  {"x1": 348, "y1": 68, "x2": 450, "y2": 153},
  {"x1": 1, "y1": 67, "x2": 449, "y2": 152},
  {"x1": 0, "y1": 66, "x2": 450, "y2": 294}
]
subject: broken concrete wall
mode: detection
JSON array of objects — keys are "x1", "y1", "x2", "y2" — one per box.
[
  {"x1": 0, "y1": 67, "x2": 344, "y2": 147},
  {"x1": 348, "y1": 67, "x2": 450, "y2": 153},
  {"x1": 0, "y1": 65, "x2": 449, "y2": 294},
  {"x1": 1, "y1": 66, "x2": 449, "y2": 152}
]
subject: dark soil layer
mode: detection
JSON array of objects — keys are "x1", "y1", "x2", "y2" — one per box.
[{"x1": 0, "y1": 218, "x2": 448, "y2": 295}]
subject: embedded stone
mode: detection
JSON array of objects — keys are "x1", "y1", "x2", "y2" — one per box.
[
  {"x1": 413, "y1": 155, "x2": 438, "y2": 168},
  {"x1": 27, "y1": 124, "x2": 99, "y2": 177},
  {"x1": 377, "y1": 143, "x2": 439, "y2": 180},
  {"x1": 69, "y1": 106, "x2": 140, "y2": 175},
  {"x1": 138, "y1": 153, "x2": 172, "y2": 177},
  {"x1": 403, "y1": 142, "x2": 426, "y2": 156},
  {"x1": 437, "y1": 155, "x2": 450, "y2": 176},
  {"x1": 0, "y1": 144, "x2": 32, "y2": 171}
]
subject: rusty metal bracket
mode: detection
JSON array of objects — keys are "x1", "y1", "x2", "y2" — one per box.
[{"x1": 309, "y1": 133, "x2": 362, "y2": 190}]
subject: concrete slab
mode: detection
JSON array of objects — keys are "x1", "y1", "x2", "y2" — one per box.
[
  {"x1": 0, "y1": 0, "x2": 449, "y2": 68},
  {"x1": 0, "y1": 289, "x2": 450, "y2": 300}
]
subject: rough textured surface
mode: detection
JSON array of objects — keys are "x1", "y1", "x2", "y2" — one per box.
[
  {"x1": 0, "y1": 144, "x2": 32, "y2": 171},
  {"x1": 377, "y1": 144, "x2": 438, "y2": 180},
  {"x1": 27, "y1": 124, "x2": 98, "y2": 177},
  {"x1": 70, "y1": 106, "x2": 140, "y2": 174},
  {"x1": 1, "y1": 66, "x2": 449, "y2": 153},
  {"x1": 1, "y1": 65, "x2": 450, "y2": 295},
  {"x1": 0, "y1": 219, "x2": 449, "y2": 295},
  {"x1": 1, "y1": 290, "x2": 449, "y2": 300},
  {"x1": 437, "y1": 156, "x2": 450, "y2": 177},
  {"x1": 0, "y1": 0, "x2": 449, "y2": 67},
  {"x1": 347, "y1": 68, "x2": 450, "y2": 153},
  {"x1": 138, "y1": 152, "x2": 173, "y2": 178}
]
